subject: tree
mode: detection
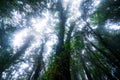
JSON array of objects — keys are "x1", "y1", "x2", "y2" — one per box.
[{"x1": 0, "y1": 0, "x2": 120, "y2": 80}]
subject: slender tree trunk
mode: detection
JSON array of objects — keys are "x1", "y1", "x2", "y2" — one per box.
[
  {"x1": 86, "y1": 37, "x2": 120, "y2": 67},
  {"x1": 88, "y1": 55, "x2": 118, "y2": 80},
  {"x1": 79, "y1": 51, "x2": 93, "y2": 80},
  {"x1": 85, "y1": 21, "x2": 120, "y2": 62},
  {"x1": 32, "y1": 42, "x2": 45, "y2": 80},
  {"x1": 80, "y1": 70, "x2": 87, "y2": 80},
  {"x1": 86, "y1": 46, "x2": 119, "y2": 80}
]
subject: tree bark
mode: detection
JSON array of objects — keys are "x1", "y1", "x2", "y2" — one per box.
[
  {"x1": 85, "y1": 37, "x2": 120, "y2": 68},
  {"x1": 32, "y1": 42, "x2": 45, "y2": 80},
  {"x1": 49, "y1": 0, "x2": 72, "y2": 80},
  {"x1": 79, "y1": 51, "x2": 93, "y2": 80}
]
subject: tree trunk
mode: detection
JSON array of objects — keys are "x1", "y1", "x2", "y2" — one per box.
[
  {"x1": 49, "y1": 0, "x2": 72, "y2": 80},
  {"x1": 32, "y1": 42, "x2": 45, "y2": 80},
  {"x1": 86, "y1": 45, "x2": 119, "y2": 80},
  {"x1": 85, "y1": 21, "x2": 120, "y2": 62},
  {"x1": 79, "y1": 51, "x2": 93, "y2": 80},
  {"x1": 85, "y1": 37, "x2": 120, "y2": 68}
]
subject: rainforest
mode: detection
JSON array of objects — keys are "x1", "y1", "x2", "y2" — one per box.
[{"x1": 0, "y1": 0, "x2": 120, "y2": 80}]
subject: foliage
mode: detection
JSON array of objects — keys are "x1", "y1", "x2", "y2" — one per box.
[{"x1": 0, "y1": 0, "x2": 120, "y2": 80}]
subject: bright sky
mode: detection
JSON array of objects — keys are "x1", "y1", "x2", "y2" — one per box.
[
  {"x1": 11, "y1": 0, "x2": 83, "y2": 55},
  {"x1": 11, "y1": 0, "x2": 101, "y2": 50},
  {"x1": 105, "y1": 20, "x2": 120, "y2": 30},
  {"x1": 9, "y1": 0, "x2": 83, "y2": 78}
]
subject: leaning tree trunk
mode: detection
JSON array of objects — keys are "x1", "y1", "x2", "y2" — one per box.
[
  {"x1": 32, "y1": 42, "x2": 45, "y2": 80},
  {"x1": 79, "y1": 51, "x2": 93, "y2": 80}
]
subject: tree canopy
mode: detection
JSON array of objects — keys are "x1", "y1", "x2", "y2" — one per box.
[{"x1": 0, "y1": 0, "x2": 120, "y2": 80}]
